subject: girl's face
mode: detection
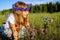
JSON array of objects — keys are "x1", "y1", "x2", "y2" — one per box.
[
  {"x1": 14, "y1": 3, "x2": 29, "y2": 18},
  {"x1": 22, "y1": 10, "x2": 28, "y2": 18},
  {"x1": 15, "y1": 10, "x2": 29, "y2": 18}
]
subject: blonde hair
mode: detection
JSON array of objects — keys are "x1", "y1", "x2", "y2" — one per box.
[{"x1": 13, "y1": 1, "x2": 30, "y2": 31}]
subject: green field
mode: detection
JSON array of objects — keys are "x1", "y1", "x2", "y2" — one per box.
[{"x1": 0, "y1": 12, "x2": 60, "y2": 40}]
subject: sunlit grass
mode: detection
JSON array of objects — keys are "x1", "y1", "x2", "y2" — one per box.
[{"x1": 0, "y1": 12, "x2": 60, "y2": 40}]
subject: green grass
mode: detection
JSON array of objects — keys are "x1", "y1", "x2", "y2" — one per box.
[
  {"x1": 29, "y1": 12, "x2": 60, "y2": 40},
  {"x1": 0, "y1": 12, "x2": 60, "y2": 40},
  {"x1": 29, "y1": 12, "x2": 60, "y2": 27}
]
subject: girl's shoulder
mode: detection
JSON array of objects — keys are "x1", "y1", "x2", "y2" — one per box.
[
  {"x1": 6, "y1": 13, "x2": 15, "y2": 24},
  {"x1": 9, "y1": 13, "x2": 14, "y2": 18},
  {"x1": 7, "y1": 13, "x2": 14, "y2": 19}
]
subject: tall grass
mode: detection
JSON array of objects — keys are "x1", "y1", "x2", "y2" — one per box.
[{"x1": 0, "y1": 12, "x2": 60, "y2": 40}]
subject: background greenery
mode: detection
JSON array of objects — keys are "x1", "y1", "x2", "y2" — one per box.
[{"x1": 0, "y1": 2, "x2": 60, "y2": 40}]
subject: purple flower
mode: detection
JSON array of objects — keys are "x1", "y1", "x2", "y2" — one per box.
[
  {"x1": 30, "y1": 28, "x2": 35, "y2": 31},
  {"x1": 31, "y1": 32, "x2": 35, "y2": 35},
  {"x1": 45, "y1": 17, "x2": 48, "y2": 20}
]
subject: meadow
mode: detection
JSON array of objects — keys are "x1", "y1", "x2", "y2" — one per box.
[{"x1": 0, "y1": 12, "x2": 60, "y2": 40}]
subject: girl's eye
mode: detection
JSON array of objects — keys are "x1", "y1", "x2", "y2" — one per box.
[
  {"x1": 25, "y1": 10, "x2": 28, "y2": 12},
  {"x1": 24, "y1": 10, "x2": 27, "y2": 11}
]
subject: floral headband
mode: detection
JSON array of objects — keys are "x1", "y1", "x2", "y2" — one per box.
[{"x1": 12, "y1": 4, "x2": 30, "y2": 11}]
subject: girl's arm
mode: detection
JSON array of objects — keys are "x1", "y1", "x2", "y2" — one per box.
[{"x1": 10, "y1": 23, "x2": 18, "y2": 40}]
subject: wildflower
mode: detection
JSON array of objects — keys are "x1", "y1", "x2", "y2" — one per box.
[
  {"x1": 56, "y1": 25, "x2": 60, "y2": 28},
  {"x1": 48, "y1": 19, "x2": 53, "y2": 23},
  {"x1": 45, "y1": 17, "x2": 48, "y2": 20},
  {"x1": 30, "y1": 28, "x2": 35, "y2": 40},
  {"x1": 51, "y1": 19, "x2": 53, "y2": 22}
]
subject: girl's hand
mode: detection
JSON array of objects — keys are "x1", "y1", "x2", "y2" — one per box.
[
  {"x1": 14, "y1": 36, "x2": 18, "y2": 40},
  {"x1": 4, "y1": 29, "x2": 12, "y2": 37},
  {"x1": 7, "y1": 31, "x2": 12, "y2": 37}
]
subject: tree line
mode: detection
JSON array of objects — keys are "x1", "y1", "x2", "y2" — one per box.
[
  {"x1": 30, "y1": 2, "x2": 60, "y2": 13},
  {"x1": 0, "y1": 2, "x2": 60, "y2": 15}
]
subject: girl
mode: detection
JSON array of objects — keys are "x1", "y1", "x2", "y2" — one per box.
[{"x1": 3, "y1": 1, "x2": 30, "y2": 40}]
